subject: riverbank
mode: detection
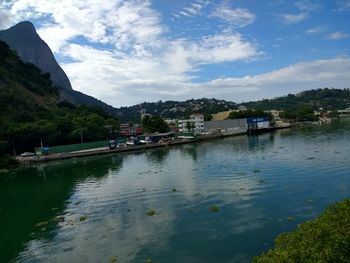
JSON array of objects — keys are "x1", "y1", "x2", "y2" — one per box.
[{"x1": 16, "y1": 126, "x2": 291, "y2": 164}]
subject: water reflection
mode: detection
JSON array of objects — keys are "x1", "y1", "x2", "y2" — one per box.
[
  {"x1": 1, "y1": 119, "x2": 350, "y2": 263},
  {"x1": 0, "y1": 155, "x2": 124, "y2": 263},
  {"x1": 145, "y1": 148, "x2": 170, "y2": 164}
]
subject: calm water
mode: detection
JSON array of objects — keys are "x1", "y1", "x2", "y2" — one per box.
[{"x1": 1, "y1": 120, "x2": 350, "y2": 263}]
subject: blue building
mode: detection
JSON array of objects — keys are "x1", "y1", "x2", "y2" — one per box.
[{"x1": 246, "y1": 117, "x2": 270, "y2": 131}]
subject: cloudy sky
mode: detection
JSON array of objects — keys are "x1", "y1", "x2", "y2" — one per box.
[{"x1": 1, "y1": 0, "x2": 350, "y2": 107}]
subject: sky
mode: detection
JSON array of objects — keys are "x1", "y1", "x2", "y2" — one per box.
[{"x1": 0, "y1": 0, "x2": 350, "y2": 107}]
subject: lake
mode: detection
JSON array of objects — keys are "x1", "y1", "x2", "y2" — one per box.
[{"x1": 1, "y1": 119, "x2": 349, "y2": 263}]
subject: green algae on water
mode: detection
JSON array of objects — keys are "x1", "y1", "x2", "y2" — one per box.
[
  {"x1": 79, "y1": 216, "x2": 87, "y2": 222},
  {"x1": 146, "y1": 209, "x2": 156, "y2": 216},
  {"x1": 209, "y1": 205, "x2": 220, "y2": 212},
  {"x1": 110, "y1": 256, "x2": 117, "y2": 262}
]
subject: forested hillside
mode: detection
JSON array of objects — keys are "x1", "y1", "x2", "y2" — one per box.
[
  {"x1": 115, "y1": 98, "x2": 238, "y2": 122},
  {"x1": 0, "y1": 40, "x2": 119, "y2": 159},
  {"x1": 243, "y1": 88, "x2": 350, "y2": 111}
]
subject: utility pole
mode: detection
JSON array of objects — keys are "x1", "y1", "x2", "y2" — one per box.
[
  {"x1": 80, "y1": 128, "x2": 84, "y2": 143},
  {"x1": 12, "y1": 136, "x2": 16, "y2": 156}
]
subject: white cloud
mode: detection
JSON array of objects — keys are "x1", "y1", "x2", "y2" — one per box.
[
  {"x1": 60, "y1": 30, "x2": 260, "y2": 106},
  {"x1": 1, "y1": 0, "x2": 349, "y2": 107},
  {"x1": 62, "y1": 41, "x2": 350, "y2": 106},
  {"x1": 188, "y1": 32, "x2": 259, "y2": 64},
  {"x1": 6, "y1": 0, "x2": 165, "y2": 54},
  {"x1": 326, "y1": 31, "x2": 350, "y2": 40},
  {"x1": 281, "y1": 13, "x2": 308, "y2": 24},
  {"x1": 173, "y1": 1, "x2": 209, "y2": 18},
  {"x1": 281, "y1": 1, "x2": 320, "y2": 25},
  {"x1": 306, "y1": 26, "x2": 325, "y2": 34},
  {"x1": 210, "y1": 5, "x2": 255, "y2": 28},
  {"x1": 295, "y1": 0, "x2": 321, "y2": 12},
  {"x1": 336, "y1": 0, "x2": 350, "y2": 11}
]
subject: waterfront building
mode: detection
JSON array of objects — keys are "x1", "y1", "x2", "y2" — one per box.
[
  {"x1": 178, "y1": 119, "x2": 191, "y2": 133},
  {"x1": 204, "y1": 119, "x2": 247, "y2": 133},
  {"x1": 190, "y1": 113, "x2": 204, "y2": 134},
  {"x1": 177, "y1": 113, "x2": 204, "y2": 134},
  {"x1": 338, "y1": 107, "x2": 350, "y2": 117},
  {"x1": 246, "y1": 117, "x2": 270, "y2": 131}
]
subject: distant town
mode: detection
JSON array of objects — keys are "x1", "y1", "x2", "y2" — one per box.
[{"x1": 17, "y1": 105, "x2": 350, "y2": 163}]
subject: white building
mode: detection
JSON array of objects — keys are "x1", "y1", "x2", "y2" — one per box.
[
  {"x1": 178, "y1": 120, "x2": 191, "y2": 133},
  {"x1": 190, "y1": 113, "x2": 204, "y2": 134},
  {"x1": 177, "y1": 113, "x2": 205, "y2": 134}
]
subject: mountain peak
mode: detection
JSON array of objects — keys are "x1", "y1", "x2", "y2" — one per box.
[
  {"x1": 0, "y1": 21, "x2": 119, "y2": 116},
  {"x1": 0, "y1": 21, "x2": 73, "y2": 91},
  {"x1": 12, "y1": 21, "x2": 36, "y2": 31}
]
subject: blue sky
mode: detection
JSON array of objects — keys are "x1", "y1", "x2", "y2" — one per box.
[{"x1": 0, "y1": 0, "x2": 350, "y2": 107}]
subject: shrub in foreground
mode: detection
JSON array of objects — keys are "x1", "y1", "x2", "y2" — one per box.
[{"x1": 253, "y1": 199, "x2": 350, "y2": 263}]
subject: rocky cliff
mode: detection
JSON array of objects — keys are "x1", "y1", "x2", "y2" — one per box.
[{"x1": 0, "y1": 21, "x2": 119, "y2": 116}]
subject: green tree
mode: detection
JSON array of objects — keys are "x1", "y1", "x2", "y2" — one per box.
[
  {"x1": 228, "y1": 109, "x2": 271, "y2": 120},
  {"x1": 142, "y1": 115, "x2": 168, "y2": 133}
]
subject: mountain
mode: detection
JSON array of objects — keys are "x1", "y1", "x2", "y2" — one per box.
[
  {"x1": 242, "y1": 88, "x2": 350, "y2": 112},
  {"x1": 0, "y1": 21, "x2": 71, "y2": 91},
  {"x1": 0, "y1": 21, "x2": 118, "y2": 116},
  {"x1": 114, "y1": 88, "x2": 350, "y2": 122},
  {"x1": 0, "y1": 40, "x2": 119, "y2": 154}
]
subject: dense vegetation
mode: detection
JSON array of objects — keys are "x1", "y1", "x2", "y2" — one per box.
[
  {"x1": 280, "y1": 107, "x2": 318, "y2": 122},
  {"x1": 141, "y1": 115, "x2": 169, "y2": 133},
  {"x1": 0, "y1": 40, "x2": 119, "y2": 159},
  {"x1": 254, "y1": 199, "x2": 350, "y2": 263},
  {"x1": 228, "y1": 109, "x2": 272, "y2": 120},
  {"x1": 243, "y1": 88, "x2": 350, "y2": 112}
]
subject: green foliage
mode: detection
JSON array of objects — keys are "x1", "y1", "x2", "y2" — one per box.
[
  {"x1": 142, "y1": 115, "x2": 169, "y2": 133},
  {"x1": 244, "y1": 88, "x2": 350, "y2": 112},
  {"x1": 0, "y1": 40, "x2": 120, "y2": 156},
  {"x1": 0, "y1": 141, "x2": 8, "y2": 155},
  {"x1": 280, "y1": 107, "x2": 318, "y2": 122},
  {"x1": 0, "y1": 154, "x2": 18, "y2": 170},
  {"x1": 228, "y1": 109, "x2": 272, "y2": 121},
  {"x1": 253, "y1": 199, "x2": 350, "y2": 263},
  {"x1": 204, "y1": 113, "x2": 213, "y2": 121}
]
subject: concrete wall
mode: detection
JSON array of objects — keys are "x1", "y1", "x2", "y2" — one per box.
[{"x1": 204, "y1": 119, "x2": 247, "y2": 132}]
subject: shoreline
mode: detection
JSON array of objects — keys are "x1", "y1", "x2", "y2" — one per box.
[{"x1": 16, "y1": 126, "x2": 291, "y2": 165}]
